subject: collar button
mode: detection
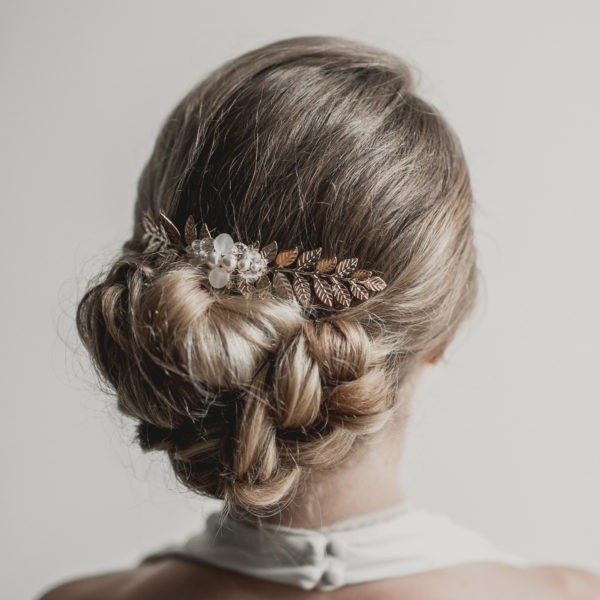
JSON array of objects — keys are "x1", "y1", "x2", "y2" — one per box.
[
  {"x1": 319, "y1": 564, "x2": 345, "y2": 589},
  {"x1": 325, "y1": 538, "x2": 347, "y2": 558}
]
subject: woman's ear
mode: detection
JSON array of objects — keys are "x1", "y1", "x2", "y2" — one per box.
[
  {"x1": 426, "y1": 349, "x2": 444, "y2": 365},
  {"x1": 425, "y1": 333, "x2": 455, "y2": 365}
]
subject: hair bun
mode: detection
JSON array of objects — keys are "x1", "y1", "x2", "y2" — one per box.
[
  {"x1": 77, "y1": 252, "x2": 397, "y2": 515},
  {"x1": 77, "y1": 36, "x2": 478, "y2": 517}
]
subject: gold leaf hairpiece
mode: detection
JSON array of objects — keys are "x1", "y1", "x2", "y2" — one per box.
[{"x1": 139, "y1": 209, "x2": 387, "y2": 310}]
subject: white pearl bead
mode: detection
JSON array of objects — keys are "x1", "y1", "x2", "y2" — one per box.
[
  {"x1": 221, "y1": 253, "x2": 237, "y2": 271},
  {"x1": 208, "y1": 267, "x2": 230, "y2": 288},
  {"x1": 205, "y1": 250, "x2": 218, "y2": 266},
  {"x1": 213, "y1": 233, "x2": 234, "y2": 255}
]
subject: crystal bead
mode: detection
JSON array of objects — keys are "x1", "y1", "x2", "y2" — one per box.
[
  {"x1": 196, "y1": 250, "x2": 208, "y2": 261},
  {"x1": 199, "y1": 238, "x2": 214, "y2": 253},
  {"x1": 244, "y1": 272, "x2": 260, "y2": 283},
  {"x1": 232, "y1": 242, "x2": 248, "y2": 258},
  {"x1": 208, "y1": 267, "x2": 230, "y2": 288},
  {"x1": 191, "y1": 239, "x2": 204, "y2": 254},
  {"x1": 237, "y1": 256, "x2": 252, "y2": 272},
  {"x1": 248, "y1": 250, "x2": 262, "y2": 262}
]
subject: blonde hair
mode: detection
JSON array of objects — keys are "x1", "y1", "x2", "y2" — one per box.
[{"x1": 76, "y1": 35, "x2": 478, "y2": 518}]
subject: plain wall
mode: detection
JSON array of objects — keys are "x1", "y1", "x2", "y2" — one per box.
[{"x1": 1, "y1": 1, "x2": 598, "y2": 598}]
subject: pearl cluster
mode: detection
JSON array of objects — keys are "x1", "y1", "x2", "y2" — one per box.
[{"x1": 186, "y1": 233, "x2": 268, "y2": 289}]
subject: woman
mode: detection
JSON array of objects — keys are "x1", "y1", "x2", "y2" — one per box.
[{"x1": 40, "y1": 35, "x2": 600, "y2": 599}]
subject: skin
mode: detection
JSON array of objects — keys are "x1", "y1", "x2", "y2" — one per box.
[{"x1": 38, "y1": 348, "x2": 600, "y2": 600}]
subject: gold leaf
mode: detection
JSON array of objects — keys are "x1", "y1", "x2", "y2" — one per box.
[
  {"x1": 142, "y1": 210, "x2": 161, "y2": 237},
  {"x1": 255, "y1": 274, "x2": 272, "y2": 299},
  {"x1": 335, "y1": 257, "x2": 358, "y2": 277},
  {"x1": 272, "y1": 271, "x2": 294, "y2": 301},
  {"x1": 292, "y1": 273, "x2": 312, "y2": 308},
  {"x1": 312, "y1": 274, "x2": 334, "y2": 307},
  {"x1": 361, "y1": 276, "x2": 387, "y2": 292},
  {"x1": 275, "y1": 247, "x2": 299, "y2": 268},
  {"x1": 159, "y1": 211, "x2": 182, "y2": 246},
  {"x1": 225, "y1": 272, "x2": 242, "y2": 290},
  {"x1": 316, "y1": 256, "x2": 337, "y2": 274},
  {"x1": 352, "y1": 269, "x2": 372, "y2": 281},
  {"x1": 184, "y1": 215, "x2": 197, "y2": 246},
  {"x1": 237, "y1": 278, "x2": 254, "y2": 298},
  {"x1": 260, "y1": 241, "x2": 278, "y2": 263},
  {"x1": 199, "y1": 223, "x2": 212, "y2": 239},
  {"x1": 349, "y1": 279, "x2": 369, "y2": 301},
  {"x1": 330, "y1": 275, "x2": 352, "y2": 307},
  {"x1": 297, "y1": 247, "x2": 322, "y2": 270},
  {"x1": 255, "y1": 274, "x2": 270, "y2": 289},
  {"x1": 143, "y1": 237, "x2": 164, "y2": 254}
]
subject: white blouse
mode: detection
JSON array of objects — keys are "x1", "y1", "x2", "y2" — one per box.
[{"x1": 140, "y1": 500, "x2": 529, "y2": 592}]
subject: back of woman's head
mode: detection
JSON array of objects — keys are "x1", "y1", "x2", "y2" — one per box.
[{"x1": 76, "y1": 35, "x2": 478, "y2": 518}]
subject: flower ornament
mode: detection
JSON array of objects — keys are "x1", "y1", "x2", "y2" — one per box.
[
  {"x1": 188, "y1": 233, "x2": 268, "y2": 289},
  {"x1": 140, "y1": 209, "x2": 387, "y2": 310}
]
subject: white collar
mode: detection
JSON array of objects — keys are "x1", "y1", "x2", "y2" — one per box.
[{"x1": 143, "y1": 501, "x2": 528, "y2": 591}]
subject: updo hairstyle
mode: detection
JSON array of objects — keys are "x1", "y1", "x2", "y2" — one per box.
[{"x1": 76, "y1": 36, "x2": 478, "y2": 517}]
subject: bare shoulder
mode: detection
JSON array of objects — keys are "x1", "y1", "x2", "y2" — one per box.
[
  {"x1": 37, "y1": 559, "x2": 600, "y2": 600},
  {"x1": 38, "y1": 568, "x2": 133, "y2": 600},
  {"x1": 36, "y1": 560, "x2": 220, "y2": 600},
  {"x1": 386, "y1": 563, "x2": 600, "y2": 600},
  {"x1": 529, "y1": 565, "x2": 600, "y2": 599},
  {"x1": 36, "y1": 558, "x2": 321, "y2": 600}
]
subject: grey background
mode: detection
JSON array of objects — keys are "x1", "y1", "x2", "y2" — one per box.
[{"x1": 1, "y1": 1, "x2": 599, "y2": 598}]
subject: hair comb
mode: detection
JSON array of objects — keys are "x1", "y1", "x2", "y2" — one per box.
[{"x1": 139, "y1": 209, "x2": 387, "y2": 310}]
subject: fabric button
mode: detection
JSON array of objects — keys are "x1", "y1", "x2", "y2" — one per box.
[
  {"x1": 299, "y1": 536, "x2": 326, "y2": 563},
  {"x1": 320, "y1": 564, "x2": 345, "y2": 589},
  {"x1": 325, "y1": 538, "x2": 347, "y2": 558}
]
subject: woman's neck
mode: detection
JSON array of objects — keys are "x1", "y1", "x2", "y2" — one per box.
[
  {"x1": 255, "y1": 409, "x2": 409, "y2": 529},
  {"x1": 232, "y1": 365, "x2": 424, "y2": 529}
]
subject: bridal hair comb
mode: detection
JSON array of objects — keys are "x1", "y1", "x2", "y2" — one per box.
[{"x1": 140, "y1": 209, "x2": 387, "y2": 310}]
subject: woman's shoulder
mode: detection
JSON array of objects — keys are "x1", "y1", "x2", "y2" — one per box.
[
  {"x1": 37, "y1": 559, "x2": 600, "y2": 600},
  {"x1": 37, "y1": 559, "x2": 230, "y2": 600},
  {"x1": 394, "y1": 563, "x2": 600, "y2": 600}
]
